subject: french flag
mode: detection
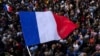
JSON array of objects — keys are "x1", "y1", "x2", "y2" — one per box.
[
  {"x1": 19, "y1": 11, "x2": 77, "y2": 46},
  {"x1": 4, "y1": 4, "x2": 13, "y2": 12}
]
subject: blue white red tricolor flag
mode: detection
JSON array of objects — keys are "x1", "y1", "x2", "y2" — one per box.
[
  {"x1": 4, "y1": 4, "x2": 13, "y2": 12},
  {"x1": 19, "y1": 11, "x2": 77, "y2": 46}
]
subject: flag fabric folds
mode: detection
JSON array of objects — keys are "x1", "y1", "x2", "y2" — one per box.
[
  {"x1": 53, "y1": 14, "x2": 77, "y2": 39},
  {"x1": 19, "y1": 11, "x2": 77, "y2": 46}
]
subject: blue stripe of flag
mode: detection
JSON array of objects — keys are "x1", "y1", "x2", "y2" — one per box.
[
  {"x1": 3, "y1": 4, "x2": 7, "y2": 11},
  {"x1": 19, "y1": 11, "x2": 40, "y2": 46}
]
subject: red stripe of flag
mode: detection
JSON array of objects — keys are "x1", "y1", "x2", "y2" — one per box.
[{"x1": 53, "y1": 14, "x2": 78, "y2": 39}]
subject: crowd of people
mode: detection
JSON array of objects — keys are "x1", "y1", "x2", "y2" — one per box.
[{"x1": 0, "y1": 0, "x2": 100, "y2": 56}]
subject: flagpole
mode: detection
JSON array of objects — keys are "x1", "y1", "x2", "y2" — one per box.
[{"x1": 26, "y1": 46, "x2": 32, "y2": 56}]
